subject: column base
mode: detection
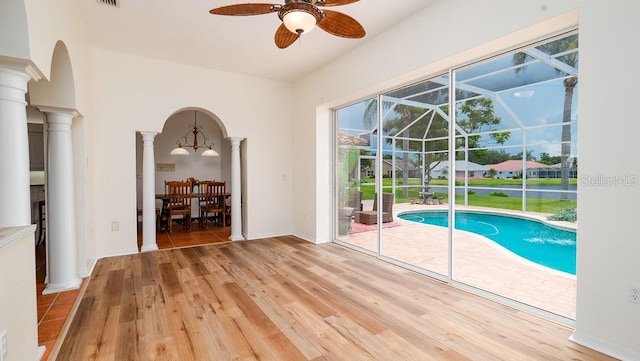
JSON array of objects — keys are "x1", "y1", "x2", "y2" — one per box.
[
  {"x1": 43, "y1": 278, "x2": 81, "y2": 295},
  {"x1": 141, "y1": 243, "x2": 159, "y2": 252},
  {"x1": 229, "y1": 234, "x2": 245, "y2": 241}
]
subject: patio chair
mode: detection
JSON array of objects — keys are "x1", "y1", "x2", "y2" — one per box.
[
  {"x1": 348, "y1": 190, "x2": 363, "y2": 211},
  {"x1": 354, "y1": 193, "x2": 394, "y2": 225}
]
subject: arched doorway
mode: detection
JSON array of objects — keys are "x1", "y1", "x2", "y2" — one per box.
[{"x1": 135, "y1": 108, "x2": 238, "y2": 249}]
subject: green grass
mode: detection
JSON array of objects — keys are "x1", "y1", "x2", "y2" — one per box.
[{"x1": 355, "y1": 177, "x2": 576, "y2": 214}]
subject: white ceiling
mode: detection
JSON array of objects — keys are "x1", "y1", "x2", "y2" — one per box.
[{"x1": 77, "y1": 0, "x2": 435, "y2": 83}]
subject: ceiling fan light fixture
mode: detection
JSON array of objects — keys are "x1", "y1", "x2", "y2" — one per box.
[
  {"x1": 283, "y1": 10, "x2": 317, "y2": 34},
  {"x1": 209, "y1": 1, "x2": 365, "y2": 49},
  {"x1": 279, "y1": 3, "x2": 323, "y2": 35}
]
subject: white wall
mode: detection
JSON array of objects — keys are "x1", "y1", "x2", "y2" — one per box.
[
  {"x1": 572, "y1": 1, "x2": 640, "y2": 359},
  {"x1": 0, "y1": 226, "x2": 38, "y2": 361},
  {"x1": 90, "y1": 49, "x2": 294, "y2": 257},
  {"x1": 293, "y1": 0, "x2": 640, "y2": 359}
]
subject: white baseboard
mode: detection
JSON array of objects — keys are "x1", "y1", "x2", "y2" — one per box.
[
  {"x1": 243, "y1": 231, "x2": 290, "y2": 241},
  {"x1": 291, "y1": 231, "x2": 319, "y2": 244},
  {"x1": 79, "y1": 257, "x2": 97, "y2": 278},
  {"x1": 570, "y1": 330, "x2": 640, "y2": 361},
  {"x1": 96, "y1": 247, "x2": 139, "y2": 260}
]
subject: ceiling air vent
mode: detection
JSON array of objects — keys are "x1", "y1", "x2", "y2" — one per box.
[{"x1": 97, "y1": 0, "x2": 119, "y2": 7}]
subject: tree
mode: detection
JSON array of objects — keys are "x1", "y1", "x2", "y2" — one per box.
[
  {"x1": 539, "y1": 152, "x2": 562, "y2": 165},
  {"x1": 469, "y1": 149, "x2": 512, "y2": 165},
  {"x1": 511, "y1": 150, "x2": 536, "y2": 161},
  {"x1": 457, "y1": 98, "x2": 511, "y2": 148},
  {"x1": 363, "y1": 95, "x2": 508, "y2": 194},
  {"x1": 513, "y1": 35, "x2": 578, "y2": 200}
]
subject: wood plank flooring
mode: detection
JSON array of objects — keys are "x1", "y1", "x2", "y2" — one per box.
[{"x1": 57, "y1": 236, "x2": 615, "y2": 361}]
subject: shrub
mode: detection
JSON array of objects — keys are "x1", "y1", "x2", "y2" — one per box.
[
  {"x1": 489, "y1": 191, "x2": 509, "y2": 197},
  {"x1": 549, "y1": 206, "x2": 577, "y2": 222},
  {"x1": 468, "y1": 190, "x2": 476, "y2": 195}
]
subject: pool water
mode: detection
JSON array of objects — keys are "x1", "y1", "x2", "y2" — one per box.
[{"x1": 398, "y1": 211, "x2": 576, "y2": 275}]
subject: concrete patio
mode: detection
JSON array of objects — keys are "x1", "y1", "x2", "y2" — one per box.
[{"x1": 338, "y1": 202, "x2": 577, "y2": 320}]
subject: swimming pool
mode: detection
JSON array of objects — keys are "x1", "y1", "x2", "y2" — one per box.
[{"x1": 398, "y1": 211, "x2": 576, "y2": 275}]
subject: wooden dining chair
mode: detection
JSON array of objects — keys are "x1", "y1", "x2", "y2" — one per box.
[
  {"x1": 197, "y1": 180, "x2": 214, "y2": 224},
  {"x1": 199, "y1": 181, "x2": 226, "y2": 227},
  {"x1": 166, "y1": 180, "x2": 192, "y2": 233}
]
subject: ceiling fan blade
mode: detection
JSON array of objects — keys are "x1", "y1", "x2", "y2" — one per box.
[
  {"x1": 317, "y1": 0, "x2": 359, "y2": 6},
  {"x1": 209, "y1": 3, "x2": 277, "y2": 16},
  {"x1": 274, "y1": 23, "x2": 299, "y2": 49},
  {"x1": 317, "y1": 9, "x2": 365, "y2": 39}
]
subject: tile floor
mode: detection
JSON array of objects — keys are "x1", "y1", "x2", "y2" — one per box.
[{"x1": 35, "y1": 222, "x2": 231, "y2": 360}]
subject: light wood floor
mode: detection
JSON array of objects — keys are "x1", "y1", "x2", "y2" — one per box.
[{"x1": 56, "y1": 236, "x2": 615, "y2": 361}]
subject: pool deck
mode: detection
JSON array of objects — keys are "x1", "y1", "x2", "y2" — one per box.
[{"x1": 338, "y1": 202, "x2": 576, "y2": 320}]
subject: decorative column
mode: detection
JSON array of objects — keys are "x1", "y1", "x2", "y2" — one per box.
[
  {"x1": 229, "y1": 137, "x2": 244, "y2": 241},
  {"x1": 41, "y1": 107, "x2": 81, "y2": 293},
  {"x1": 0, "y1": 64, "x2": 33, "y2": 227},
  {"x1": 140, "y1": 131, "x2": 158, "y2": 251}
]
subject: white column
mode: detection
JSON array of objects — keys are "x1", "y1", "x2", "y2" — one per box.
[
  {"x1": 140, "y1": 131, "x2": 159, "y2": 251},
  {"x1": 42, "y1": 107, "x2": 81, "y2": 293},
  {"x1": 229, "y1": 137, "x2": 244, "y2": 241},
  {"x1": 0, "y1": 65, "x2": 32, "y2": 227}
]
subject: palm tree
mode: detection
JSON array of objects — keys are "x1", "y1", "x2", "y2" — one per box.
[{"x1": 513, "y1": 35, "x2": 578, "y2": 200}]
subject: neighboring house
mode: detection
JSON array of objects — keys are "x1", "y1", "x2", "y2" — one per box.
[
  {"x1": 360, "y1": 158, "x2": 408, "y2": 178},
  {"x1": 430, "y1": 160, "x2": 489, "y2": 179},
  {"x1": 546, "y1": 162, "x2": 578, "y2": 178},
  {"x1": 486, "y1": 160, "x2": 578, "y2": 179},
  {"x1": 485, "y1": 160, "x2": 551, "y2": 179}
]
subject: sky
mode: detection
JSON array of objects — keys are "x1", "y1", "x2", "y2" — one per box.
[{"x1": 337, "y1": 44, "x2": 579, "y2": 161}]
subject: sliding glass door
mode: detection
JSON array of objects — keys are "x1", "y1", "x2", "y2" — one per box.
[{"x1": 333, "y1": 31, "x2": 578, "y2": 321}]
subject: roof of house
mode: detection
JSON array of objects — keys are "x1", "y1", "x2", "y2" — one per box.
[
  {"x1": 431, "y1": 160, "x2": 489, "y2": 172},
  {"x1": 485, "y1": 160, "x2": 550, "y2": 171},
  {"x1": 337, "y1": 132, "x2": 368, "y2": 147}
]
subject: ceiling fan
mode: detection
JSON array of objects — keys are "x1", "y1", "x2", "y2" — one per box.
[{"x1": 209, "y1": 0, "x2": 366, "y2": 49}]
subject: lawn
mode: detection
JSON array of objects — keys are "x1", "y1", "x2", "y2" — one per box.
[{"x1": 356, "y1": 177, "x2": 577, "y2": 214}]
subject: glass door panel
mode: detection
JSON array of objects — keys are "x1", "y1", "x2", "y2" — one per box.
[
  {"x1": 379, "y1": 77, "x2": 450, "y2": 278},
  {"x1": 335, "y1": 98, "x2": 379, "y2": 255},
  {"x1": 451, "y1": 33, "x2": 578, "y2": 320}
]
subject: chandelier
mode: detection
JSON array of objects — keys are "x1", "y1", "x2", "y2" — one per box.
[{"x1": 170, "y1": 111, "x2": 219, "y2": 156}]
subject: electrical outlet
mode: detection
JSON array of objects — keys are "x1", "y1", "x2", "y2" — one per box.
[
  {"x1": 629, "y1": 287, "x2": 640, "y2": 304},
  {"x1": 0, "y1": 329, "x2": 7, "y2": 361}
]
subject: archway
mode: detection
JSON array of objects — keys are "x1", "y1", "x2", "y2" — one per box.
[{"x1": 135, "y1": 107, "x2": 239, "y2": 250}]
